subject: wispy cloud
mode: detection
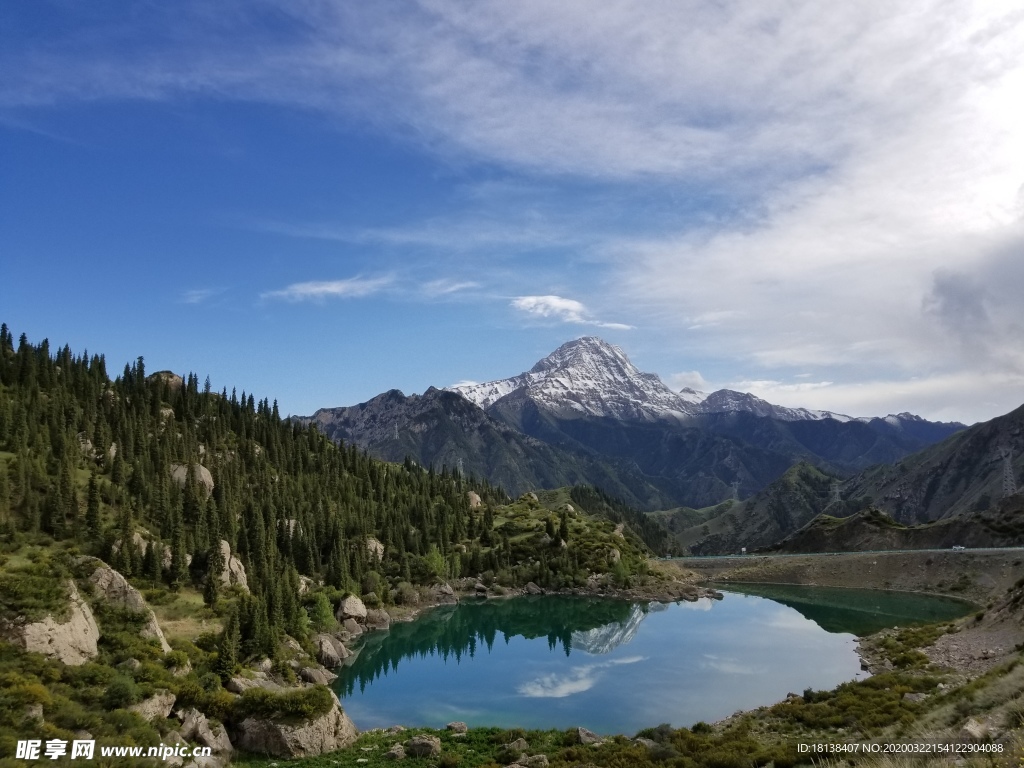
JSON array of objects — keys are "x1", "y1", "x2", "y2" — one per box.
[
  {"x1": 512, "y1": 295, "x2": 633, "y2": 330},
  {"x1": 517, "y1": 656, "x2": 644, "y2": 698},
  {"x1": 422, "y1": 278, "x2": 480, "y2": 297},
  {"x1": 179, "y1": 288, "x2": 219, "y2": 305},
  {"x1": 6, "y1": 2, "x2": 1024, "y2": 420},
  {"x1": 261, "y1": 276, "x2": 392, "y2": 302},
  {"x1": 701, "y1": 654, "x2": 758, "y2": 675}
]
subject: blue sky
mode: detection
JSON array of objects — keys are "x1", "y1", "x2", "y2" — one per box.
[{"x1": 2, "y1": 1, "x2": 1023, "y2": 423}]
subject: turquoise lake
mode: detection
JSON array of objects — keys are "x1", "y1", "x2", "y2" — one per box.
[{"x1": 333, "y1": 589, "x2": 973, "y2": 734}]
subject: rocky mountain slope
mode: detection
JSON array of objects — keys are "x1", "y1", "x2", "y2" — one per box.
[
  {"x1": 842, "y1": 402, "x2": 1024, "y2": 524},
  {"x1": 307, "y1": 337, "x2": 964, "y2": 510},
  {"x1": 672, "y1": 462, "x2": 840, "y2": 555},
  {"x1": 770, "y1": 498, "x2": 1024, "y2": 554},
  {"x1": 302, "y1": 387, "x2": 680, "y2": 508},
  {"x1": 674, "y1": 404, "x2": 1024, "y2": 555}
]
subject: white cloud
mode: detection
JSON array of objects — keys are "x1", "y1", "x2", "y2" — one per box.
[
  {"x1": 701, "y1": 654, "x2": 758, "y2": 675},
  {"x1": 180, "y1": 288, "x2": 218, "y2": 304},
  {"x1": 511, "y1": 295, "x2": 633, "y2": 330},
  {"x1": 261, "y1": 276, "x2": 392, "y2": 302},
  {"x1": 7, "y1": 1, "x2": 1024, "y2": 420},
  {"x1": 422, "y1": 278, "x2": 480, "y2": 297},
  {"x1": 667, "y1": 371, "x2": 710, "y2": 392},
  {"x1": 517, "y1": 656, "x2": 644, "y2": 698}
]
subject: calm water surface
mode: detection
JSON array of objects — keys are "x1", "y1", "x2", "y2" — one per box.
[{"x1": 334, "y1": 589, "x2": 972, "y2": 734}]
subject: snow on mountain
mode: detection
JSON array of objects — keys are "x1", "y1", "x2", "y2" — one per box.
[
  {"x1": 571, "y1": 603, "x2": 648, "y2": 655},
  {"x1": 449, "y1": 337, "x2": 701, "y2": 422},
  {"x1": 449, "y1": 337, "x2": 948, "y2": 427},
  {"x1": 695, "y1": 389, "x2": 853, "y2": 422}
]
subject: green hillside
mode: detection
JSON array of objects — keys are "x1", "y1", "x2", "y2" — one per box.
[{"x1": 0, "y1": 324, "x2": 663, "y2": 762}]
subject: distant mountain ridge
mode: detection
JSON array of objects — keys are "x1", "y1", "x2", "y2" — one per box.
[
  {"x1": 450, "y1": 336, "x2": 962, "y2": 430},
  {"x1": 671, "y1": 404, "x2": 1024, "y2": 555},
  {"x1": 303, "y1": 337, "x2": 965, "y2": 510}
]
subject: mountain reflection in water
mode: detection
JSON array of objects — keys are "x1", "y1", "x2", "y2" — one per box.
[
  {"x1": 336, "y1": 596, "x2": 646, "y2": 696},
  {"x1": 713, "y1": 583, "x2": 974, "y2": 635},
  {"x1": 332, "y1": 590, "x2": 972, "y2": 731}
]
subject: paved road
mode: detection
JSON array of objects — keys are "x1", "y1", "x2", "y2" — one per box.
[{"x1": 667, "y1": 546, "x2": 1024, "y2": 562}]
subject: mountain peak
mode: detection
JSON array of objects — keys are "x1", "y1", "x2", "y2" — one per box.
[
  {"x1": 450, "y1": 337, "x2": 699, "y2": 420},
  {"x1": 530, "y1": 337, "x2": 634, "y2": 376}
]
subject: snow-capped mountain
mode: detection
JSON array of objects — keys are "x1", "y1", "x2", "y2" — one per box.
[
  {"x1": 451, "y1": 337, "x2": 957, "y2": 430},
  {"x1": 695, "y1": 389, "x2": 853, "y2": 422},
  {"x1": 571, "y1": 603, "x2": 648, "y2": 655},
  {"x1": 302, "y1": 336, "x2": 966, "y2": 511},
  {"x1": 450, "y1": 337, "x2": 703, "y2": 422}
]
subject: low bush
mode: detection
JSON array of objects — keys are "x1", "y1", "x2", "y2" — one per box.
[{"x1": 233, "y1": 684, "x2": 334, "y2": 722}]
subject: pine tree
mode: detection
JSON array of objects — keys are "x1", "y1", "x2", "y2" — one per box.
[
  {"x1": 85, "y1": 473, "x2": 102, "y2": 540},
  {"x1": 169, "y1": 519, "x2": 188, "y2": 589},
  {"x1": 214, "y1": 609, "x2": 240, "y2": 681},
  {"x1": 309, "y1": 592, "x2": 336, "y2": 632},
  {"x1": 203, "y1": 541, "x2": 224, "y2": 607},
  {"x1": 42, "y1": 482, "x2": 65, "y2": 539},
  {"x1": 113, "y1": 504, "x2": 134, "y2": 577},
  {"x1": 143, "y1": 540, "x2": 161, "y2": 582}
]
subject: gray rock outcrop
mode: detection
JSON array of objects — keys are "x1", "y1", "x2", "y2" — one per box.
[
  {"x1": 364, "y1": 608, "x2": 391, "y2": 631},
  {"x1": 366, "y1": 537, "x2": 385, "y2": 561},
  {"x1": 336, "y1": 595, "x2": 367, "y2": 621},
  {"x1": 1, "y1": 581, "x2": 99, "y2": 666},
  {"x1": 87, "y1": 561, "x2": 171, "y2": 653},
  {"x1": 405, "y1": 735, "x2": 441, "y2": 757},
  {"x1": 575, "y1": 727, "x2": 602, "y2": 745},
  {"x1": 226, "y1": 675, "x2": 282, "y2": 694},
  {"x1": 234, "y1": 692, "x2": 358, "y2": 758},
  {"x1": 385, "y1": 743, "x2": 406, "y2": 760},
  {"x1": 179, "y1": 708, "x2": 233, "y2": 756},
  {"x1": 217, "y1": 540, "x2": 249, "y2": 593},
  {"x1": 315, "y1": 634, "x2": 350, "y2": 668},
  {"x1": 342, "y1": 618, "x2": 363, "y2": 636},
  {"x1": 130, "y1": 690, "x2": 177, "y2": 721},
  {"x1": 170, "y1": 463, "x2": 215, "y2": 498},
  {"x1": 299, "y1": 665, "x2": 338, "y2": 685}
]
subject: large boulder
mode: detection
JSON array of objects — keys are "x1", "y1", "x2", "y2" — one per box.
[
  {"x1": 1, "y1": 581, "x2": 99, "y2": 666},
  {"x1": 179, "y1": 708, "x2": 233, "y2": 756},
  {"x1": 406, "y1": 735, "x2": 441, "y2": 757},
  {"x1": 314, "y1": 634, "x2": 350, "y2": 668},
  {"x1": 170, "y1": 463, "x2": 214, "y2": 498},
  {"x1": 217, "y1": 540, "x2": 249, "y2": 593},
  {"x1": 87, "y1": 561, "x2": 171, "y2": 653},
  {"x1": 130, "y1": 690, "x2": 176, "y2": 721},
  {"x1": 299, "y1": 665, "x2": 338, "y2": 685},
  {"x1": 342, "y1": 618, "x2": 363, "y2": 636},
  {"x1": 234, "y1": 692, "x2": 358, "y2": 758},
  {"x1": 336, "y1": 595, "x2": 367, "y2": 621},
  {"x1": 364, "y1": 608, "x2": 391, "y2": 632}
]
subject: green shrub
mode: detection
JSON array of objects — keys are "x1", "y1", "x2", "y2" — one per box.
[
  {"x1": 394, "y1": 582, "x2": 418, "y2": 605},
  {"x1": 103, "y1": 675, "x2": 141, "y2": 710},
  {"x1": 233, "y1": 684, "x2": 334, "y2": 722}
]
